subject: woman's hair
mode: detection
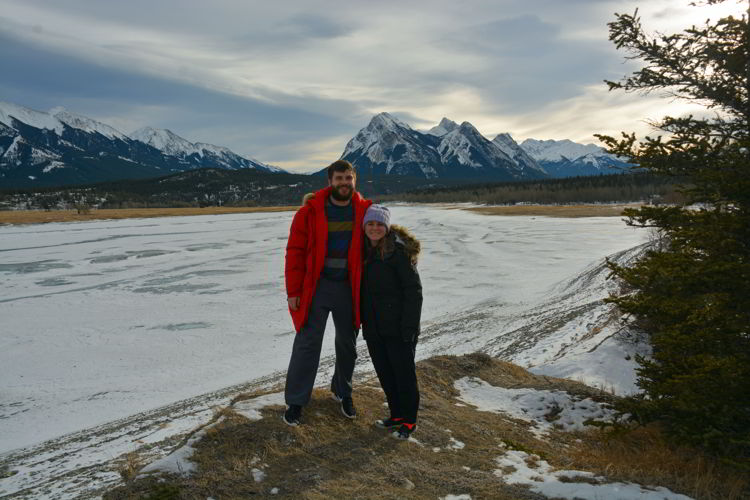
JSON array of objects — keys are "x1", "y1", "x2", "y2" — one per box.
[{"x1": 364, "y1": 231, "x2": 394, "y2": 263}]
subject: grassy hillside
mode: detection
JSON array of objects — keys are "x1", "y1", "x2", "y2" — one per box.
[{"x1": 105, "y1": 354, "x2": 747, "y2": 500}]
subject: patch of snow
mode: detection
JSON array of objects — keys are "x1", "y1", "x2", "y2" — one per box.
[
  {"x1": 455, "y1": 377, "x2": 618, "y2": 438},
  {"x1": 3, "y1": 135, "x2": 24, "y2": 160},
  {"x1": 43, "y1": 161, "x2": 67, "y2": 173},
  {"x1": 251, "y1": 468, "x2": 265, "y2": 482},
  {"x1": 139, "y1": 418, "x2": 224, "y2": 477},
  {"x1": 31, "y1": 148, "x2": 60, "y2": 165},
  {"x1": 448, "y1": 437, "x2": 465, "y2": 450},
  {"x1": 440, "y1": 495, "x2": 472, "y2": 500},
  {"x1": 232, "y1": 392, "x2": 285, "y2": 421},
  {"x1": 495, "y1": 449, "x2": 693, "y2": 500}
]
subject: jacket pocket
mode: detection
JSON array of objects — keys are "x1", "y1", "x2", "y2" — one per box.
[{"x1": 376, "y1": 299, "x2": 402, "y2": 337}]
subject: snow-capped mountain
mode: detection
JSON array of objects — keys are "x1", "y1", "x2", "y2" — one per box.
[
  {"x1": 520, "y1": 138, "x2": 631, "y2": 177},
  {"x1": 340, "y1": 113, "x2": 443, "y2": 177},
  {"x1": 339, "y1": 113, "x2": 546, "y2": 180},
  {"x1": 492, "y1": 133, "x2": 546, "y2": 175},
  {"x1": 51, "y1": 107, "x2": 129, "y2": 141},
  {"x1": 426, "y1": 117, "x2": 459, "y2": 137},
  {"x1": 0, "y1": 101, "x2": 281, "y2": 188},
  {"x1": 130, "y1": 127, "x2": 281, "y2": 173}
]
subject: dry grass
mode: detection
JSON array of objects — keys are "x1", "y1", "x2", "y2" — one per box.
[
  {"x1": 104, "y1": 353, "x2": 747, "y2": 500},
  {"x1": 116, "y1": 451, "x2": 145, "y2": 482},
  {"x1": 459, "y1": 203, "x2": 643, "y2": 217},
  {"x1": 567, "y1": 424, "x2": 749, "y2": 500},
  {"x1": 0, "y1": 203, "x2": 642, "y2": 226},
  {"x1": 0, "y1": 206, "x2": 297, "y2": 225}
]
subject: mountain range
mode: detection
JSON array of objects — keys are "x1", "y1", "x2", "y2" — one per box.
[
  {"x1": 0, "y1": 101, "x2": 630, "y2": 189},
  {"x1": 0, "y1": 102, "x2": 280, "y2": 188},
  {"x1": 338, "y1": 112, "x2": 629, "y2": 180}
]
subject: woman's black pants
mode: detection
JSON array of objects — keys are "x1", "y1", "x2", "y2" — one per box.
[{"x1": 366, "y1": 334, "x2": 419, "y2": 424}]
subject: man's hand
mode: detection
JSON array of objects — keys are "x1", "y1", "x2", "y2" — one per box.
[{"x1": 288, "y1": 297, "x2": 300, "y2": 311}]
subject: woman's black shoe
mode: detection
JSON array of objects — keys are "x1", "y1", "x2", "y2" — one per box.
[
  {"x1": 375, "y1": 417, "x2": 403, "y2": 429},
  {"x1": 393, "y1": 422, "x2": 416, "y2": 440}
]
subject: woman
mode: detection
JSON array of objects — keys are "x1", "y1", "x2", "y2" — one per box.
[{"x1": 360, "y1": 205, "x2": 423, "y2": 439}]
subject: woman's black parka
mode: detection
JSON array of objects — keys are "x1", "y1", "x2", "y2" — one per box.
[{"x1": 360, "y1": 225, "x2": 423, "y2": 342}]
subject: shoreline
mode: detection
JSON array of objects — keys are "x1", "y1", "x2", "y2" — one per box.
[
  {"x1": 459, "y1": 203, "x2": 641, "y2": 218},
  {"x1": 0, "y1": 206, "x2": 298, "y2": 225},
  {"x1": 0, "y1": 203, "x2": 642, "y2": 225}
]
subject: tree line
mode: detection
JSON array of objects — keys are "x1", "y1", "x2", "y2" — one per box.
[{"x1": 383, "y1": 172, "x2": 683, "y2": 205}]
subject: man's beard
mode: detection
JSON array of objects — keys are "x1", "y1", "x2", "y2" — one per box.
[{"x1": 331, "y1": 184, "x2": 354, "y2": 201}]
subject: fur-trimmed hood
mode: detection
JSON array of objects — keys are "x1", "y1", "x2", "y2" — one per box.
[{"x1": 390, "y1": 224, "x2": 421, "y2": 265}]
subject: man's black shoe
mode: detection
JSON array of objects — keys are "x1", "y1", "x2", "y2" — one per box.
[
  {"x1": 375, "y1": 417, "x2": 403, "y2": 429},
  {"x1": 340, "y1": 397, "x2": 357, "y2": 419},
  {"x1": 283, "y1": 404, "x2": 302, "y2": 426}
]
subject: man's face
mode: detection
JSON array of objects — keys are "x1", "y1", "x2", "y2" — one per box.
[{"x1": 329, "y1": 170, "x2": 356, "y2": 202}]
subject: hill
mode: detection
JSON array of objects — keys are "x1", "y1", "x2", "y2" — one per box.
[{"x1": 105, "y1": 353, "x2": 746, "y2": 500}]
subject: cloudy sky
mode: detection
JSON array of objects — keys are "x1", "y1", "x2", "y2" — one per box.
[{"x1": 0, "y1": 0, "x2": 743, "y2": 172}]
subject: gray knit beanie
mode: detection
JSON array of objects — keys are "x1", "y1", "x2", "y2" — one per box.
[{"x1": 363, "y1": 204, "x2": 391, "y2": 231}]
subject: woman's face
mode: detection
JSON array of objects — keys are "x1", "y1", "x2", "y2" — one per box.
[{"x1": 365, "y1": 221, "x2": 388, "y2": 243}]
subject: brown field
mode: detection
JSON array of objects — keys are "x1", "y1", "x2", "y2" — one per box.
[
  {"x1": 460, "y1": 203, "x2": 643, "y2": 217},
  {"x1": 0, "y1": 203, "x2": 643, "y2": 226},
  {"x1": 0, "y1": 206, "x2": 298, "y2": 225}
]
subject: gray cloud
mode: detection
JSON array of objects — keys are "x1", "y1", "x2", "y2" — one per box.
[
  {"x1": 0, "y1": 32, "x2": 360, "y2": 167},
  {"x1": 1, "y1": 0, "x2": 727, "y2": 171}
]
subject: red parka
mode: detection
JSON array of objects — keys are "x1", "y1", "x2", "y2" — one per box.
[{"x1": 285, "y1": 186, "x2": 372, "y2": 333}]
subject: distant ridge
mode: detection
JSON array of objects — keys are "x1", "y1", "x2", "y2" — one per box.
[
  {"x1": 0, "y1": 101, "x2": 281, "y2": 189},
  {"x1": 520, "y1": 138, "x2": 631, "y2": 177}
]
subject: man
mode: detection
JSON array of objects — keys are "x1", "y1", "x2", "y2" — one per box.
[{"x1": 283, "y1": 160, "x2": 372, "y2": 426}]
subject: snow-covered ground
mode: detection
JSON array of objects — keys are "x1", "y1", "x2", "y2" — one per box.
[{"x1": 0, "y1": 205, "x2": 647, "y2": 498}]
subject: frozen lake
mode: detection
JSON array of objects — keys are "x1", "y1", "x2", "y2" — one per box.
[{"x1": 0, "y1": 205, "x2": 646, "y2": 453}]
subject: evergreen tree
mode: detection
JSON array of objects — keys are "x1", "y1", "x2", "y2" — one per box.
[{"x1": 597, "y1": 1, "x2": 750, "y2": 465}]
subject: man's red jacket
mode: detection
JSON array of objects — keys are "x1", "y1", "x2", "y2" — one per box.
[{"x1": 285, "y1": 186, "x2": 372, "y2": 333}]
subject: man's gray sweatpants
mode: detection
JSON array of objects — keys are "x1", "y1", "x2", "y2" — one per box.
[{"x1": 285, "y1": 277, "x2": 357, "y2": 406}]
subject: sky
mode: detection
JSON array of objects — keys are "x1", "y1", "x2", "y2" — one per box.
[{"x1": 0, "y1": 0, "x2": 744, "y2": 172}]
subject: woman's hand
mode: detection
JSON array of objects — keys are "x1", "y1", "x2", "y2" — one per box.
[{"x1": 288, "y1": 297, "x2": 300, "y2": 311}]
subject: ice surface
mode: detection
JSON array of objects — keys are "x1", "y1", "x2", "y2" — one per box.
[
  {"x1": 0, "y1": 205, "x2": 648, "y2": 497},
  {"x1": 0, "y1": 207, "x2": 644, "y2": 453}
]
